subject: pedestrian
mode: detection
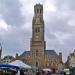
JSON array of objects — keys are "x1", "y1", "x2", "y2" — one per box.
[
  {"x1": 40, "y1": 70, "x2": 46, "y2": 75},
  {"x1": 47, "y1": 71, "x2": 51, "y2": 75},
  {"x1": 11, "y1": 70, "x2": 17, "y2": 75},
  {"x1": 64, "y1": 72, "x2": 66, "y2": 75},
  {"x1": 20, "y1": 70, "x2": 24, "y2": 75},
  {"x1": 36, "y1": 71, "x2": 40, "y2": 75},
  {"x1": 15, "y1": 70, "x2": 20, "y2": 75}
]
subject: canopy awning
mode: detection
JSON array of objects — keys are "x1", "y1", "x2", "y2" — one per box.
[
  {"x1": 0, "y1": 64, "x2": 19, "y2": 69},
  {"x1": 43, "y1": 68, "x2": 52, "y2": 72},
  {"x1": 9, "y1": 60, "x2": 31, "y2": 69}
]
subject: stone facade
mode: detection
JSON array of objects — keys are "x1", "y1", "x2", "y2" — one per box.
[
  {"x1": 68, "y1": 50, "x2": 75, "y2": 67},
  {"x1": 16, "y1": 4, "x2": 62, "y2": 70},
  {"x1": 2, "y1": 56, "x2": 15, "y2": 64},
  {"x1": 30, "y1": 4, "x2": 45, "y2": 68}
]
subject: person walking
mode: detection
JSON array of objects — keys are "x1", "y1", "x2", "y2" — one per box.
[
  {"x1": 20, "y1": 70, "x2": 24, "y2": 75},
  {"x1": 47, "y1": 71, "x2": 51, "y2": 75},
  {"x1": 36, "y1": 71, "x2": 40, "y2": 75}
]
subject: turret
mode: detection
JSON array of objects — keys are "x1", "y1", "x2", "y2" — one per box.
[
  {"x1": 34, "y1": 3, "x2": 43, "y2": 18},
  {"x1": 59, "y1": 52, "x2": 62, "y2": 63},
  {"x1": 16, "y1": 53, "x2": 18, "y2": 59}
]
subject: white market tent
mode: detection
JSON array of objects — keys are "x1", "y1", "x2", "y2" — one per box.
[
  {"x1": 9, "y1": 60, "x2": 31, "y2": 69},
  {"x1": 43, "y1": 68, "x2": 52, "y2": 72}
]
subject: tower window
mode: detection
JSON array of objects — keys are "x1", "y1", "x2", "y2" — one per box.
[
  {"x1": 37, "y1": 9, "x2": 39, "y2": 13},
  {"x1": 35, "y1": 28, "x2": 37, "y2": 32},
  {"x1": 36, "y1": 49, "x2": 38, "y2": 56},
  {"x1": 40, "y1": 9, "x2": 41, "y2": 14},
  {"x1": 35, "y1": 27, "x2": 40, "y2": 32},
  {"x1": 38, "y1": 27, "x2": 40, "y2": 32},
  {"x1": 36, "y1": 62, "x2": 38, "y2": 67}
]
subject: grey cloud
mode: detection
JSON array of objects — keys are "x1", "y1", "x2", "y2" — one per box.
[
  {"x1": 0, "y1": 0, "x2": 75, "y2": 62},
  {"x1": 0, "y1": 26, "x2": 31, "y2": 56},
  {"x1": 64, "y1": 35, "x2": 75, "y2": 47},
  {"x1": 45, "y1": 13, "x2": 75, "y2": 34},
  {"x1": 44, "y1": 0, "x2": 75, "y2": 61},
  {"x1": 54, "y1": 0, "x2": 75, "y2": 10},
  {"x1": 0, "y1": 0, "x2": 24, "y2": 26}
]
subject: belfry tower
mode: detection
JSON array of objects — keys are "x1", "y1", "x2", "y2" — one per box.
[
  {"x1": 16, "y1": 3, "x2": 62, "y2": 70},
  {"x1": 30, "y1": 4, "x2": 46, "y2": 68}
]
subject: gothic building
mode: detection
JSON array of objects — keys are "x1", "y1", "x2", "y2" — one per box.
[
  {"x1": 68, "y1": 50, "x2": 75, "y2": 67},
  {"x1": 16, "y1": 4, "x2": 62, "y2": 70}
]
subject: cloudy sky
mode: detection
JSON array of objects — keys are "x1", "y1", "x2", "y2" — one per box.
[{"x1": 0, "y1": 0, "x2": 75, "y2": 62}]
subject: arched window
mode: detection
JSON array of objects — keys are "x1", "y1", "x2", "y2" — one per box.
[
  {"x1": 37, "y1": 9, "x2": 39, "y2": 13},
  {"x1": 40, "y1": 9, "x2": 41, "y2": 14},
  {"x1": 35, "y1": 27, "x2": 40, "y2": 32},
  {"x1": 35, "y1": 28, "x2": 37, "y2": 32},
  {"x1": 36, "y1": 49, "x2": 38, "y2": 56},
  {"x1": 38, "y1": 27, "x2": 40, "y2": 32},
  {"x1": 36, "y1": 62, "x2": 38, "y2": 67}
]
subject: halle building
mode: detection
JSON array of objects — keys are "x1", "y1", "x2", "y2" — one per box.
[{"x1": 16, "y1": 4, "x2": 62, "y2": 70}]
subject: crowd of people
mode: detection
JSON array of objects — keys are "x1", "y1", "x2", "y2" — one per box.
[
  {"x1": 1, "y1": 68, "x2": 74, "y2": 75},
  {"x1": 10, "y1": 69, "x2": 52, "y2": 75},
  {"x1": 10, "y1": 69, "x2": 32, "y2": 75},
  {"x1": 36, "y1": 70, "x2": 51, "y2": 75}
]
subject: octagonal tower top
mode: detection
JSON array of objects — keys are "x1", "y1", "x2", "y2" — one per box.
[{"x1": 34, "y1": 3, "x2": 43, "y2": 17}]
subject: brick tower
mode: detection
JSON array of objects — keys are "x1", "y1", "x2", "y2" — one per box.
[{"x1": 30, "y1": 4, "x2": 46, "y2": 68}]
